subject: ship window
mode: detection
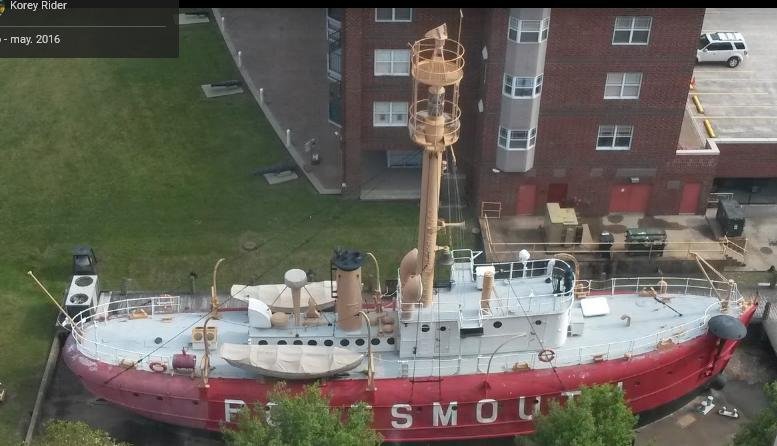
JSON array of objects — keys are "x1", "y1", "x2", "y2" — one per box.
[
  {"x1": 356, "y1": 339, "x2": 365, "y2": 346},
  {"x1": 439, "y1": 326, "x2": 447, "y2": 331},
  {"x1": 293, "y1": 340, "x2": 303, "y2": 345},
  {"x1": 534, "y1": 320, "x2": 542, "y2": 325},
  {"x1": 192, "y1": 400, "x2": 199, "y2": 405},
  {"x1": 278, "y1": 340, "x2": 288, "y2": 345},
  {"x1": 154, "y1": 337, "x2": 163, "y2": 344},
  {"x1": 387, "y1": 337, "x2": 395, "y2": 345},
  {"x1": 494, "y1": 321, "x2": 503, "y2": 329},
  {"x1": 324, "y1": 340, "x2": 334, "y2": 346},
  {"x1": 308, "y1": 340, "x2": 318, "y2": 346},
  {"x1": 156, "y1": 396, "x2": 163, "y2": 401},
  {"x1": 340, "y1": 339, "x2": 350, "y2": 347},
  {"x1": 371, "y1": 338, "x2": 380, "y2": 345},
  {"x1": 133, "y1": 392, "x2": 140, "y2": 397},
  {"x1": 421, "y1": 324, "x2": 430, "y2": 332},
  {"x1": 258, "y1": 340, "x2": 268, "y2": 345}
]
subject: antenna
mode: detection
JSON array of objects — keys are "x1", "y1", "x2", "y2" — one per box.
[{"x1": 408, "y1": 23, "x2": 465, "y2": 307}]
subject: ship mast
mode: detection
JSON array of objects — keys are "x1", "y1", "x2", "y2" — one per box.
[{"x1": 408, "y1": 24, "x2": 465, "y2": 306}]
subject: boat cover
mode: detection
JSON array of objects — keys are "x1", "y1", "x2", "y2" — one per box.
[
  {"x1": 230, "y1": 281, "x2": 336, "y2": 312},
  {"x1": 220, "y1": 344, "x2": 364, "y2": 379}
]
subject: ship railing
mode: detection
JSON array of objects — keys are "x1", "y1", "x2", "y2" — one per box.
[
  {"x1": 579, "y1": 276, "x2": 745, "y2": 304},
  {"x1": 475, "y1": 302, "x2": 719, "y2": 371},
  {"x1": 70, "y1": 295, "x2": 183, "y2": 369},
  {"x1": 378, "y1": 356, "x2": 464, "y2": 377}
]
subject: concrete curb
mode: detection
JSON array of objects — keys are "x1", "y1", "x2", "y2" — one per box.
[
  {"x1": 212, "y1": 8, "x2": 340, "y2": 195},
  {"x1": 24, "y1": 335, "x2": 62, "y2": 444}
]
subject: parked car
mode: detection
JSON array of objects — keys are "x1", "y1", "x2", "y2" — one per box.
[{"x1": 697, "y1": 32, "x2": 748, "y2": 68}]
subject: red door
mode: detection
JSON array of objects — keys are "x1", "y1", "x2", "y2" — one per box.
[
  {"x1": 547, "y1": 183, "x2": 568, "y2": 204},
  {"x1": 609, "y1": 184, "x2": 652, "y2": 213},
  {"x1": 516, "y1": 185, "x2": 537, "y2": 215},
  {"x1": 679, "y1": 183, "x2": 701, "y2": 214}
]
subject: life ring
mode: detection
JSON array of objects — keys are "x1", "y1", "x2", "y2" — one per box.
[
  {"x1": 538, "y1": 349, "x2": 555, "y2": 363},
  {"x1": 149, "y1": 361, "x2": 167, "y2": 373}
]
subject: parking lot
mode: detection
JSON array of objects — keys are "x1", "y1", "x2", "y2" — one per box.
[{"x1": 689, "y1": 8, "x2": 777, "y2": 138}]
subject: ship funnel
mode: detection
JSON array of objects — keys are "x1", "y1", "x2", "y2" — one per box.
[
  {"x1": 284, "y1": 268, "x2": 307, "y2": 325},
  {"x1": 332, "y1": 249, "x2": 364, "y2": 331},
  {"x1": 401, "y1": 274, "x2": 422, "y2": 319}
]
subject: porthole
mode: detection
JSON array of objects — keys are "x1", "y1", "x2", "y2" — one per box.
[
  {"x1": 440, "y1": 326, "x2": 447, "y2": 332},
  {"x1": 340, "y1": 339, "x2": 350, "y2": 347},
  {"x1": 156, "y1": 396, "x2": 163, "y2": 401},
  {"x1": 534, "y1": 320, "x2": 542, "y2": 326},
  {"x1": 324, "y1": 340, "x2": 334, "y2": 346},
  {"x1": 387, "y1": 337, "x2": 395, "y2": 345},
  {"x1": 356, "y1": 339, "x2": 365, "y2": 346},
  {"x1": 278, "y1": 340, "x2": 287, "y2": 345},
  {"x1": 258, "y1": 340, "x2": 268, "y2": 345},
  {"x1": 493, "y1": 321, "x2": 503, "y2": 329},
  {"x1": 293, "y1": 340, "x2": 303, "y2": 345},
  {"x1": 371, "y1": 338, "x2": 380, "y2": 346},
  {"x1": 192, "y1": 400, "x2": 199, "y2": 405},
  {"x1": 132, "y1": 392, "x2": 140, "y2": 397},
  {"x1": 154, "y1": 337, "x2": 163, "y2": 344},
  {"x1": 308, "y1": 340, "x2": 318, "y2": 346},
  {"x1": 421, "y1": 324, "x2": 430, "y2": 332}
]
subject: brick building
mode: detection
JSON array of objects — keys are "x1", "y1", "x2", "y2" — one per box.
[{"x1": 328, "y1": 8, "x2": 709, "y2": 216}]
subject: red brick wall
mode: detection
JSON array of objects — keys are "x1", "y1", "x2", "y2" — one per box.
[
  {"x1": 473, "y1": 8, "x2": 706, "y2": 217},
  {"x1": 342, "y1": 8, "x2": 488, "y2": 194},
  {"x1": 716, "y1": 142, "x2": 777, "y2": 178}
]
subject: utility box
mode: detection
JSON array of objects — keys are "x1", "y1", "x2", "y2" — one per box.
[
  {"x1": 544, "y1": 203, "x2": 583, "y2": 247},
  {"x1": 716, "y1": 199, "x2": 745, "y2": 237},
  {"x1": 625, "y1": 228, "x2": 667, "y2": 256}
]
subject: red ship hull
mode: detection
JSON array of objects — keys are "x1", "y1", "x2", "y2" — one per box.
[{"x1": 63, "y1": 305, "x2": 755, "y2": 442}]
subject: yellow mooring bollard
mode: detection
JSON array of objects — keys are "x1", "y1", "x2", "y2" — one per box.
[
  {"x1": 692, "y1": 95, "x2": 704, "y2": 114},
  {"x1": 703, "y1": 119, "x2": 716, "y2": 138}
]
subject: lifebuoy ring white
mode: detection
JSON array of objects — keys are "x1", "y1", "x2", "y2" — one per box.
[{"x1": 149, "y1": 361, "x2": 167, "y2": 373}]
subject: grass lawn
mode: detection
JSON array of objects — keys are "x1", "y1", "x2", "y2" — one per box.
[{"x1": 0, "y1": 22, "x2": 420, "y2": 443}]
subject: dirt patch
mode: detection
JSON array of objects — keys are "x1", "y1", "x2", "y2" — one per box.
[
  {"x1": 637, "y1": 216, "x2": 686, "y2": 230},
  {"x1": 762, "y1": 247, "x2": 774, "y2": 255},
  {"x1": 607, "y1": 214, "x2": 624, "y2": 223}
]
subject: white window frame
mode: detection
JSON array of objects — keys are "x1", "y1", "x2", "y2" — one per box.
[
  {"x1": 375, "y1": 8, "x2": 412, "y2": 23},
  {"x1": 374, "y1": 49, "x2": 411, "y2": 76},
  {"x1": 596, "y1": 125, "x2": 633, "y2": 150},
  {"x1": 373, "y1": 101, "x2": 408, "y2": 127},
  {"x1": 612, "y1": 16, "x2": 652, "y2": 45},
  {"x1": 498, "y1": 127, "x2": 537, "y2": 150},
  {"x1": 507, "y1": 17, "x2": 550, "y2": 43},
  {"x1": 503, "y1": 73, "x2": 543, "y2": 98},
  {"x1": 604, "y1": 72, "x2": 642, "y2": 99}
]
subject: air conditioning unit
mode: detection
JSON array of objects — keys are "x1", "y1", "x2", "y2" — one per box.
[
  {"x1": 191, "y1": 326, "x2": 218, "y2": 350},
  {"x1": 66, "y1": 275, "x2": 99, "y2": 321}
]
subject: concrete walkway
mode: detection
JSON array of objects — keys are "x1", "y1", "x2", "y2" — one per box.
[{"x1": 213, "y1": 8, "x2": 342, "y2": 194}]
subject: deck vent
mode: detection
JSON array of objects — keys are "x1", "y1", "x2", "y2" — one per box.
[{"x1": 66, "y1": 274, "x2": 99, "y2": 321}]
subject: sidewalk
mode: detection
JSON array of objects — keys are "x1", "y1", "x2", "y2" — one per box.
[{"x1": 213, "y1": 8, "x2": 342, "y2": 194}]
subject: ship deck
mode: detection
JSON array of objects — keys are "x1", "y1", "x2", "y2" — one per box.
[{"x1": 73, "y1": 282, "x2": 738, "y2": 380}]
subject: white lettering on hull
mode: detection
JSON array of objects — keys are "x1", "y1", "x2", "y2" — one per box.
[
  {"x1": 476, "y1": 399, "x2": 498, "y2": 424},
  {"x1": 391, "y1": 404, "x2": 413, "y2": 428},
  {"x1": 518, "y1": 396, "x2": 541, "y2": 420},
  {"x1": 433, "y1": 401, "x2": 458, "y2": 426}
]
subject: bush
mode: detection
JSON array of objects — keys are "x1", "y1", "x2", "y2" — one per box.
[
  {"x1": 35, "y1": 419, "x2": 130, "y2": 446},
  {"x1": 732, "y1": 380, "x2": 777, "y2": 446},
  {"x1": 222, "y1": 382, "x2": 382, "y2": 446}
]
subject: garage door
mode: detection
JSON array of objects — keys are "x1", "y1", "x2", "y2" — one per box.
[{"x1": 609, "y1": 184, "x2": 652, "y2": 213}]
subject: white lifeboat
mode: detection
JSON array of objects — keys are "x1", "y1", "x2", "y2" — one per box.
[{"x1": 219, "y1": 344, "x2": 364, "y2": 379}]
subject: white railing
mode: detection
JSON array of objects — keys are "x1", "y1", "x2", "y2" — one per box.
[
  {"x1": 582, "y1": 276, "x2": 744, "y2": 305},
  {"x1": 71, "y1": 296, "x2": 183, "y2": 371}
]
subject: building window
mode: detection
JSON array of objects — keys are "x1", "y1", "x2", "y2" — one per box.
[
  {"x1": 612, "y1": 16, "x2": 652, "y2": 45},
  {"x1": 375, "y1": 8, "x2": 412, "y2": 22},
  {"x1": 498, "y1": 127, "x2": 537, "y2": 150},
  {"x1": 373, "y1": 102, "x2": 408, "y2": 127},
  {"x1": 604, "y1": 72, "x2": 642, "y2": 99},
  {"x1": 375, "y1": 49, "x2": 411, "y2": 76},
  {"x1": 503, "y1": 73, "x2": 543, "y2": 98},
  {"x1": 508, "y1": 17, "x2": 550, "y2": 43},
  {"x1": 387, "y1": 150, "x2": 422, "y2": 168},
  {"x1": 597, "y1": 125, "x2": 633, "y2": 150}
]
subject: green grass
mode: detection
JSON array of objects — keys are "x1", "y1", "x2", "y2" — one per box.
[{"x1": 0, "y1": 23, "x2": 418, "y2": 443}]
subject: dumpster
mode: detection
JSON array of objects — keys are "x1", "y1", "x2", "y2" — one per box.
[
  {"x1": 625, "y1": 228, "x2": 667, "y2": 256},
  {"x1": 599, "y1": 231, "x2": 614, "y2": 259},
  {"x1": 716, "y1": 199, "x2": 745, "y2": 237}
]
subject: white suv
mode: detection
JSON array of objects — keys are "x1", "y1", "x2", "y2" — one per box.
[{"x1": 697, "y1": 32, "x2": 748, "y2": 68}]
